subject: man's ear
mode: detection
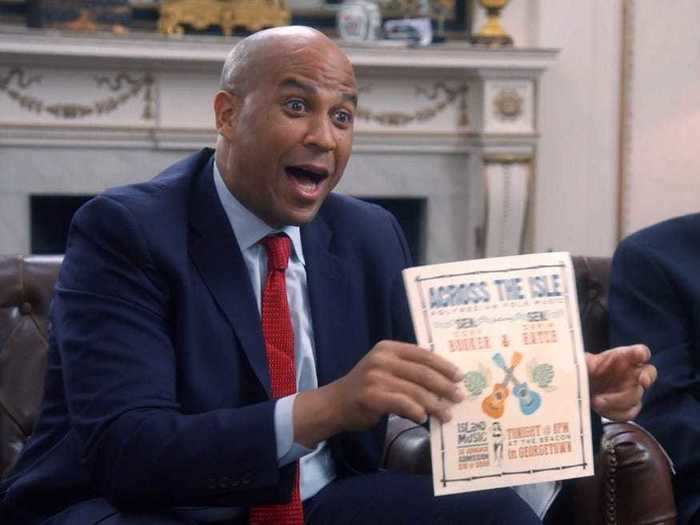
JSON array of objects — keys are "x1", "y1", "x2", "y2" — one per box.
[{"x1": 214, "y1": 90, "x2": 241, "y2": 140}]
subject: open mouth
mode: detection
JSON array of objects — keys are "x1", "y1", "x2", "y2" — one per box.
[{"x1": 285, "y1": 166, "x2": 329, "y2": 192}]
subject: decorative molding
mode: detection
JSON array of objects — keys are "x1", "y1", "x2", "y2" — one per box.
[
  {"x1": 482, "y1": 153, "x2": 532, "y2": 164},
  {"x1": 617, "y1": 0, "x2": 635, "y2": 240},
  {"x1": 493, "y1": 88, "x2": 523, "y2": 121},
  {"x1": 0, "y1": 67, "x2": 155, "y2": 120},
  {"x1": 483, "y1": 80, "x2": 533, "y2": 134},
  {"x1": 357, "y1": 82, "x2": 468, "y2": 127},
  {"x1": 482, "y1": 159, "x2": 532, "y2": 257}
]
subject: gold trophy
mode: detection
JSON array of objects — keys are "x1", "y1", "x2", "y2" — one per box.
[{"x1": 471, "y1": 0, "x2": 513, "y2": 47}]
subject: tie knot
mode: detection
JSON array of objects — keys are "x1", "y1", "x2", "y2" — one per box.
[{"x1": 261, "y1": 234, "x2": 292, "y2": 271}]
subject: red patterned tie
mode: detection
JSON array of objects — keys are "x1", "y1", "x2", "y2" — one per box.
[{"x1": 248, "y1": 234, "x2": 304, "y2": 525}]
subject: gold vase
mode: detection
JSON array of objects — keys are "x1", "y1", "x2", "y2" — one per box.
[{"x1": 471, "y1": 0, "x2": 513, "y2": 47}]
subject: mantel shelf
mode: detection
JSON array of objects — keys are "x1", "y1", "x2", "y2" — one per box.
[{"x1": 0, "y1": 26, "x2": 558, "y2": 73}]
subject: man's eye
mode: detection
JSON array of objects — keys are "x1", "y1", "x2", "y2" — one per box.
[
  {"x1": 286, "y1": 100, "x2": 306, "y2": 112},
  {"x1": 334, "y1": 110, "x2": 353, "y2": 125}
]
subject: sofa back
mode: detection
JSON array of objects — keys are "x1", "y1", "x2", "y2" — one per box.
[{"x1": 0, "y1": 255, "x2": 62, "y2": 477}]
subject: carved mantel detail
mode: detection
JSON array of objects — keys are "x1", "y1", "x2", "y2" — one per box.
[
  {"x1": 0, "y1": 67, "x2": 155, "y2": 120},
  {"x1": 357, "y1": 82, "x2": 469, "y2": 127},
  {"x1": 493, "y1": 88, "x2": 523, "y2": 122}
]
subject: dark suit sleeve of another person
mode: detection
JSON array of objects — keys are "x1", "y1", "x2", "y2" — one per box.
[
  {"x1": 52, "y1": 193, "x2": 284, "y2": 508},
  {"x1": 609, "y1": 214, "x2": 700, "y2": 524}
]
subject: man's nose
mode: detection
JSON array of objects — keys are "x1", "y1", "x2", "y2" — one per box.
[{"x1": 303, "y1": 114, "x2": 336, "y2": 152}]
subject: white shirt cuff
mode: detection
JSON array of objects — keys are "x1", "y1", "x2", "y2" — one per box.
[{"x1": 275, "y1": 393, "x2": 315, "y2": 467}]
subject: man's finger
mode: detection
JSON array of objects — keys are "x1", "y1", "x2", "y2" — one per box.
[
  {"x1": 591, "y1": 384, "x2": 644, "y2": 412},
  {"x1": 599, "y1": 403, "x2": 643, "y2": 422},
  {"x1": 639, "y1": 364, "x2": 657, "y2": 390},
  {"x1": 588, "y1": 344, "x2": 651, "y2": 374},
  {"x1": 591, "y1": 390, "x2": 644, "y2": 421},
  {"x1": 383, "y1": 341, "x2": 464, "y2": 382},
  {"x1": 371, "y1": 377, "x2": 456, "y2": 424},
  {"x1": 384, "y1": 374, "x2": 459, "y2": 415},
  {"x1": 388, "y1": 358, "x2": 465, "y2": 403},
  {"x1": 616, "y1": 344, "x2": 651, "y2": 365}
]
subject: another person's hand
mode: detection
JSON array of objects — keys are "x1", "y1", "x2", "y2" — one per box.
[{"x1": 585, "y1": 344, "x2": 657, "y2": 421}]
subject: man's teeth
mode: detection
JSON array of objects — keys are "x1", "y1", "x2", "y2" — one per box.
[{"x1": 298, "y1": 178, "x2": 318, "y2": 190}]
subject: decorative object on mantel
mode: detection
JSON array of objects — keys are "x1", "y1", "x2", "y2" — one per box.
[
  {"x1": 356, "y1": 81, "x2": 468, "y2": 126},
  {"x1": 383, "y1": 17, "x2": 432, "y2": 46},
  {"x1": 377, "y1": 0, "x2": 464, "y2": 39},
  {"x1": 26, "y1": 0, "x2": 131, "y2": 33},
  {"x1": 337, "y1": 0, "x2": 382, "y2": 43},
  {"x1": 431, "y1": 0, "x2": 455, "y2": 42},
  {"x1": 158, "y1": 0, "x2": 290, "y2": 37},
  {"x1": 0, "y1": 67, "x2": 155, "y2": 120},
  {"x1": 377, "y1": 0, "x2": 433, "y2": 20},
  {"x1": 470, "y1": 0, "x2": 512, "y2": 47}
]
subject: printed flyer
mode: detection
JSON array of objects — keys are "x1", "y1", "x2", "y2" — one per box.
[{"x1": 402, "y1": 252, "x2": 593, "y2": 496}]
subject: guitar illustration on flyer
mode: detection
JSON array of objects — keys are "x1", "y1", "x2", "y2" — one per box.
[{"x1": 402, "y1": 252, "x2": 593, "y2": 496}]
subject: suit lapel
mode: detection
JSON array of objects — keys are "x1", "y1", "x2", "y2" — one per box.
[
  {"x1": 301, "y1": 215, "x2": 351, "y2": 386},
  {"x1": 188, "y1": 156, "x2": 271, "y2": 397}
]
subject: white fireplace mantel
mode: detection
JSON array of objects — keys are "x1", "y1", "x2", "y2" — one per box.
[
  {"x1": 0, "y1": 27, "x2": 556, "y2": 71},
  {"x1": 0, "y1": 28, "x2": 557, "y2": 262}
]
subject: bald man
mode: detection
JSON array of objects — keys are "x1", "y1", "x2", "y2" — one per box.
[{"x1": 0, "y1": 27, "x2": 654, "y2": 525}]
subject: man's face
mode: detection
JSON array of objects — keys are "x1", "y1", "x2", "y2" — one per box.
[{"x1": 219, "y1": 37, "x2": 357, "y2": 228}]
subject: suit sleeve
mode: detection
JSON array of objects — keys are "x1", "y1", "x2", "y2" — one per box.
[
  {"x1": 53, "y1": 195, "x2": 292, "y2": 507},
  {"x1": 609, "y1": 236, "x2": 700, "y2": 521},
  {"x1": 386, "y1": 210, "x2": 417, "y2": 345}
]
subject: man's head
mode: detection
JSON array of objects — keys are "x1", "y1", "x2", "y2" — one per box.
[{"x1": 214, "y1": 26, "x2": 357, "y2": 228}]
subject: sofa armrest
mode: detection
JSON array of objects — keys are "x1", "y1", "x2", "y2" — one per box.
[
  {"x1": 382, "y1": 415, "x2": 430, "y2": 475},
  {"x1": 573, "y1": 421, "x2": 677, "y2": 525},
  {"x1": 383, "y1": 417, "x2": 678, "y2": 525}
]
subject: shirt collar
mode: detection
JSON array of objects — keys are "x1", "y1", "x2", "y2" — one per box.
[{"x1": 213, "y1": 159, "x2": 305, "y2": 265}]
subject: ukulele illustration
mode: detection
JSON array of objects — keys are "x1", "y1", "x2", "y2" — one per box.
[{"x1": 482, "y1": 352, "x2": 542, "y2": 419}]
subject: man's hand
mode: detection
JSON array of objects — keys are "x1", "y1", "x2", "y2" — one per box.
[
  {"x1": 293, "y1": 340, "x2": 464, "y2": 448},
  {"x1": 585, "y1": 344, "x2": 657, "y2": 421}
]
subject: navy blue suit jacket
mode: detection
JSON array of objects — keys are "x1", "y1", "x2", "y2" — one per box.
[
  {"x1": 610, "y1": 213, "x2": 700, "y2": 525},
  {"x1": 0, "y1": 149, "x2": 415, "y2": 524}
]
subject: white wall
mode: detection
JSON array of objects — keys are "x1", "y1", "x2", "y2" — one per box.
[
  {"x1": 487, "y1": 0, "x2": 700, "y2": 251},
  {"x1": 621, "y1": 0, "x2": 700, "y2": 236},
  {"x1": 530, "y1": 0, "x2": 621, "y2": 256}
]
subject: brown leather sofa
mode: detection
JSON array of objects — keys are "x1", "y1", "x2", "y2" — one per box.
[{"x1": 0, "y1": 255, "x2": 678, "y2": 524}]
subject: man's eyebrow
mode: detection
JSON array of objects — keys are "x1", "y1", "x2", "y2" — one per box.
[
  {"x1": 343, "y1": 92, "x2": 358, "y2": 107},
  {"x1": 280, "y1": 78, "x2": 358, "y2": 107}
]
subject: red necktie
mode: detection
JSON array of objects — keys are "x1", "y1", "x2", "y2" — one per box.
[{"x1": 248, "y1": 234, "x2": 304, "y2": 525}]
